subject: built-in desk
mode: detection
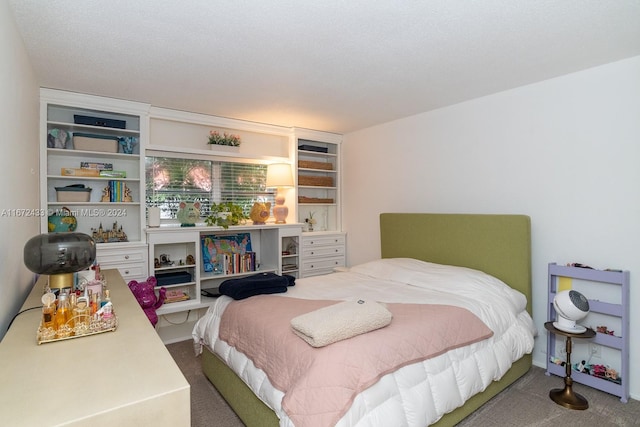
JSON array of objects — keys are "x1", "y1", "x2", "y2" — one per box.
[{"x1": 0, "y1": 269, "x2": 190, "y2": 426}]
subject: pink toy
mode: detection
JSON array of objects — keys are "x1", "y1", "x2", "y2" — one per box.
[{"x1": 128, "y1": 276, "x2": 166, "y2": 326}]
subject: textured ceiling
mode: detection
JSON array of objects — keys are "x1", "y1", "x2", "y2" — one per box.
[{"x1": 8, "y1": 0, "x2": 640, "y2": 134}]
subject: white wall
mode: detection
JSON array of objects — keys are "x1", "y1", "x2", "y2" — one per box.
[
  {"x1": 0, "y1": 0, "x2": 40, "y2": 339},
  {"x1": 343, "y1": 56, "x2": 640, "y2": 399}
]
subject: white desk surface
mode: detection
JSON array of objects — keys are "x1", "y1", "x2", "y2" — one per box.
[{"x1": 0, "y1": 269, "x2": 190, "y2": 426}]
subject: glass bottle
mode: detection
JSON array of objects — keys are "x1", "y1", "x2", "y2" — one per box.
[
  {"x1": 73, "y1": 297, "x2": 90, "y2": 334},
  {"x1": 68, "y1": 293, "x2": 77, "y2": 329},
  {"x1": 42, "y1": 303, "x2": 56, "y2": 330},
  {"x1": 90, "y1": 292, "x2": 98, "y2": 316},
  {"x1": 100, "y1": 289, "x2": 111, "y2": 308},
  {"x1": 41, "y1": 291, "x2": 56, "y2": 330},
  {"x1": 55, "y1": 293, "x2": 72, "y2": 336}
]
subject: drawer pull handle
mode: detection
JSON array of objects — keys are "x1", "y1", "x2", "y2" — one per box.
[
  {"x1": 124, "y1": 270, "x2": 130, "y2": 275},
  {"x1": 310, "y1": 251, "x2": 314, "y2": 255},
  {"x1": 125, "y1": 255, "x2": 130, "y2": 260}
]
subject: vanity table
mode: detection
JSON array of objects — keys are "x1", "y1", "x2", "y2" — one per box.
[{"x1": 0, "y1": 269, "x2": 190, "y2": 426}]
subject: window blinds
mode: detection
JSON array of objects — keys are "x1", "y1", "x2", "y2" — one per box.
[{"x1": 145, "y1": 155, "x2": 273, "y2": 219}]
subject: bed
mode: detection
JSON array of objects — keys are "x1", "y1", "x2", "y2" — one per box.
[{"x1": 193, "y1": 213, "x2": 535, "y2": 426}]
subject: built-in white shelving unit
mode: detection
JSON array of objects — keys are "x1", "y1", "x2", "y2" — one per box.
[{"x1": 40, "y1": 89, "x2": 150, "y2": 279}]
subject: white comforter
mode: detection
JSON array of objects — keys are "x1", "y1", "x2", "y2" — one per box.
[{"x1": 193, "y1": 258, "x2": 537, "y2": 426}]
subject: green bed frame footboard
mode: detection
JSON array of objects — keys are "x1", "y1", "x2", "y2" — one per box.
[{"x1": 202, "y1": 213, "x2": 533, "y2": 426}]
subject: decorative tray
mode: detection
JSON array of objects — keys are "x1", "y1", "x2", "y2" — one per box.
[{"x1": 37, "y1": 313, "x2": 118, "y2": 345}]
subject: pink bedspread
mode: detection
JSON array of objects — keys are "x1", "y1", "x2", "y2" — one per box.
[{"x1": 219, "y1": 296, "x2": 493, "y2": 427}]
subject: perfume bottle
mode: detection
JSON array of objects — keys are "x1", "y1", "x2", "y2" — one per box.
[
  {"x1": 41, "y1": 292, "x2": 56, "y2": 330},
  {"x1": 100, "y1": 289, "x2": 111, "y2": 308},
  {"x1": 90, "y1": 292, "x2": 98, "y2": 316},
  {"x1": 73, "y1": 297, "x2": 90, "y2": 333},
  {"x1": 42, "y1": 303, "x2": 56, "y2": 330},
  {"x1": 55, "y1": 292, "x2": 72, "y2": 337},
  {"x1": 68, "y1": 293, "x2": 77, "y2": 329}
]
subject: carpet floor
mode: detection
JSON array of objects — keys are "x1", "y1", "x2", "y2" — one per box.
[{"x1": 166, "y1": 339, "x2": 640, "y2": 426}]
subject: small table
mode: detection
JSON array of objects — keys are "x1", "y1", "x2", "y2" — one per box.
[{"x1": 545, "y1": 321, "x2": 595, "y2": 410}]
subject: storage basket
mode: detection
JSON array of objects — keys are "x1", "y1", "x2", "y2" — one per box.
[
  {"x1": 73, "y1": 133, "x2": 119, "y2": 153},
  {"x1": 298, "y1": 196, "x2": 335, "y2": 204},
  {"x1": 298, "y1": 160, "x2": 333, "y2": 170},
  {"x1": 55, "y1": 185, "x2": 92, "y2": 202},
  {"x1": 298, "y1": 175, "x2": 334, "y2": 187}
]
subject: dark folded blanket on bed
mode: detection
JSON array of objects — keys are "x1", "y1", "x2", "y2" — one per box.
[{"x1": 219, "y1": 272, "x2": 295, "y2": 300}]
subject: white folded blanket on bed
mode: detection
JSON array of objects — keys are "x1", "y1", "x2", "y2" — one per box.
[{"x1": 290, "y1": 299, "x2": 393, "y2": 347}]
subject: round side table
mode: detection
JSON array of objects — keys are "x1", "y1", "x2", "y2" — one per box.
[{"x1": 544, "y1": 321, "x2": 595, "y2": 410}]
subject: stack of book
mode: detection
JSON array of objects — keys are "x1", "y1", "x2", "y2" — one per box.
[
  {"x1": 61, "y1": 162, "x2": 127, "y2": 178},
  {"x1": 218, "y1": 251, "x2": 257, "y2": 275},
  {"x1": 164, "y1": 289, "x2": 190, "y2": 304},
  {"x1": 107, "y1": 180, "x2": 127, "y2": 202}
]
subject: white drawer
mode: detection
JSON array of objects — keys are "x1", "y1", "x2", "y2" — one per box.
[
  {"x1": 302, "y1": 256, "x2": 345, "y2": 273},
  {"x1": 98, "y1": 246, "x2": 147, "y2": 266},
  {"x1": 115, "y1": 264, "x2": 147, "y2": 281},
  {"x1": 302, "y1": 234, "x2": 345, "y2": 248},
  {"x1": 303, "y1": 245, "x2": 345, "y2": 258}
]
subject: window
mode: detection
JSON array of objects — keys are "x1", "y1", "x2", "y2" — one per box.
[{"x1": 145, "y1": 155, "x2": 274, "y2": 219}]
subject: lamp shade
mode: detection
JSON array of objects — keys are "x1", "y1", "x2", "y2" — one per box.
[
  {"x1": 23, "y1": 232, "x2": 96, "y2": 275},
  {"x1": 265, "y1": 163, "x2": 294, "y2": 188}
]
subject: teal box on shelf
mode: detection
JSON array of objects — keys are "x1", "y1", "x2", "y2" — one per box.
[{"x1": 156, "y1": 271, "x2": 192, "y2": 286}]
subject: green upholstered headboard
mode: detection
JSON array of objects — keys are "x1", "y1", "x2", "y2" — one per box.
[{"x1": 380, "y1": 213, "x2": 532, "y2": 313}]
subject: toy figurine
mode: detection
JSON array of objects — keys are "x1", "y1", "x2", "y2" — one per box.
[
  {"x1": 118, "y1": 136, "x2": 138, "y2": 154},
  {"x1": 123, "y1": 185, "x2": 133, "y2": 202},
  {"x1": 176, "y1": 201, "x2": 201, "y2": 227},
  {"x1": 250, "y1": 202, "x2": 270, "y2": 225},
  {"x1": 128, "y1": 277, "x2": 166, "y2": 327}
]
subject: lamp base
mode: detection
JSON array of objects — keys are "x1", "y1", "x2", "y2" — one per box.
[
  {"x1": 273, "y1": 204, "x2": 288, "y2": 224},
  {"x1": 48, "y1": 272, "x2": 74, "y2": 294},
  {"x1": 273, "y1": 192, "x2": 288, "y2": 224}
]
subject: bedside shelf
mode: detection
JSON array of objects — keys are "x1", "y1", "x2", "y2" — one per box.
[{"x1": 545, "y1": 262, "x2": 629, "y2": 402}]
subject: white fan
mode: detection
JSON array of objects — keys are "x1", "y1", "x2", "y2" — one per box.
[{"x1": 553, "y1": 290, "x2": 590, "y2": 333}]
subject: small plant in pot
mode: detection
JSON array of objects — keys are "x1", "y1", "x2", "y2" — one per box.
[
  {"x1": 207, "y1": 131, "x2": 241, "y2": 147},
  {"x1": 205, "y1": 202, "x2": 247, "y2": 229}
]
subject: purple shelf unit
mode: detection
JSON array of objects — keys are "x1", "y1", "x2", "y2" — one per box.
[{"x1": 546, "y1": 262, "x2": 630, "y2": 403}]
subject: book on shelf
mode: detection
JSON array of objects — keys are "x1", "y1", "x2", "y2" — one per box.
[
  {"x1": 220, "y1": 252, "x2": 256, "y2": 275},
  {"x1": 164, "y1": 289, "x2": 190, "y2": 304},
  {"x1": 99, "y1": 170, "x2": 127, "y2": 178},
  {"x1": 107, "y1": 180, "x2": 130, "y2": 202},
  {"x1": 201, "y1": 233, "x2": 255, "y2": 274},
  {"x1": 61, "y1": 167, "x2": 99, "y2": 177},
  {"x1": 80, "y1": 162, "x2": 113, "y2": 170}
]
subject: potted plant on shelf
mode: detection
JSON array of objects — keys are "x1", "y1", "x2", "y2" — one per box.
[
  {"x1": 205, "y1": 202, "x2": 247, "y2": 229},
  {"x1": 207, "y1": 131, "x2": 241, "y2": 149}
]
